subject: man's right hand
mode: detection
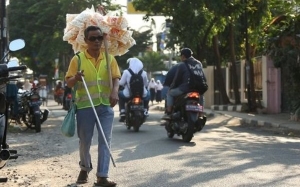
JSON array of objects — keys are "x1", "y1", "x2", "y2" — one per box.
[{"x1": 75, "y1": 70, "x2": 84, "y2": 81}]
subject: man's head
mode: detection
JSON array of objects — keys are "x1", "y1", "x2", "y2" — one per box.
[
  {"x1": 84, "y1": 25, "x2": 104, "y2": 51},
  {"x1": 180, "y1": 48, "x2": 193, "y2": 60}
]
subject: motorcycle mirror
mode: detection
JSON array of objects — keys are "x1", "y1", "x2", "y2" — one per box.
[
  {"x1": 9, "y1": 39, "x2": 25, "y2": 52},
  {"x1": 7, "y1": 59, "x2": 19, "y2": 68}
]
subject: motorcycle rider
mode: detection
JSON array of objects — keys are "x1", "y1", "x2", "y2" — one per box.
[
  {"x1": 54, "y1": 81, "x2": 64, "y2": 103},
  {"x1": 118, "y1": 57, "x2": 150, "y2": 122},
  {"x1": 162, "y1": 48, "x2": 206, "y2": 120}
]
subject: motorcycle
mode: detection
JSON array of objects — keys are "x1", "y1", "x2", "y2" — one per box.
[
  {"x1": 64, "y1": 92, "x2": 72, "y2": 110},
  {"x1": 19, "y1": 86, "x2": 49, "y2": 133},
  {"x1": 163, "y1": 91, "x2": 206, "y2": 142},
  {"x1": 124, "y1": 96, "x2": 146, "y2": 132},
  {"x1": 54, "y1": 90, "x2": 64, "y2": 105},
  {"x1": 63, "y1": 85, "x2": 72, "y2": 111},
  {"x1": 0, "y1": 39, "x2": 26, "y2": 182}
]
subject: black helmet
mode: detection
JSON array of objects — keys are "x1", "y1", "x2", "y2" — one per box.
[{"x1": 180, "y1": 48, "x2": 193, "y2": 58}]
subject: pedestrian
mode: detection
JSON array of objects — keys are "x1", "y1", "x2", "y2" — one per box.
[
  {"x1": 155, "y1": 80, "x2": 163, "y2": 103},
  {"x1": 65, "y1": 25, "x2": 120, "y2": 187},
  {"x1": 148, "y1": 78, "x2": 156, "y2": 105},
  {"x1": 23, "y1": 79, "x2": 32, "y2": 91}
]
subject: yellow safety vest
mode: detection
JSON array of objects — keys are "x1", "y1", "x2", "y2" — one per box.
[{"x1": 75, "y1": 52, "x2": 111, "y2": 109}]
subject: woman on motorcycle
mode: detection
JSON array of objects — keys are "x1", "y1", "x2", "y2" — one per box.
[{"x1": 118, "y1": 57, "x2": 150, "y2": 122}]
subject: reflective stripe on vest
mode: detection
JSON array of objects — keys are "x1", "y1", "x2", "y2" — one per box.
[{"x1": 76, "y1": 52, "x2": 111, "y2": 109}]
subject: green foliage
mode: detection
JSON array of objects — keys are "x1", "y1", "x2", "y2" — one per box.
[
  {"x1": 132, "y1": 0, "x2": 300, "y2": 110},
  {"x1": 265, "y1": 14, "x2": 300, "y2": 113},
  {"x1": 139, "y1": 51, "x2": 167, "y2": 73},
  {"x1": 7, "y1": 0, "x2": 128, "y2": 79}
]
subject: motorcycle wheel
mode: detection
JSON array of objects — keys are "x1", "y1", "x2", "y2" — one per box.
[
  {"x1": 22, "y1": 113, "x2": 32, "y2": 129},
  {"x1": 165, "y1": 124, "x2": 174, "y2": 138},
  {"x1": 167, "y1": 131, "x2": 174, "y2": 138},
  {"x1": 182, "y1": 116, "x2": 195, "y2": 143},
  {"x1": 126, "y1": 125, "x2": 131, "y2": 130},
  {"x1": 34, "y1": 113, "x2": 41, "y2": 133},
  {"x1": 133, "y1": 126, "x2": 139, "y2": 132}
]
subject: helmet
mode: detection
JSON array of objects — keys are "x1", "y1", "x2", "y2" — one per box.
[{"x1": 180, "y1": 48, "x2": 193, "y2": 58}]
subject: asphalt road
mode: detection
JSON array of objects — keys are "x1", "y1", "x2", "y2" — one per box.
[{"x1": 1, "y1": 102, "x2": 300, "y2": 187}]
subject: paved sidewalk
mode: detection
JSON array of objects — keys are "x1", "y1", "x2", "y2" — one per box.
[{"x1": 150, "y1": 101, "x2": 300, "y2": 136}]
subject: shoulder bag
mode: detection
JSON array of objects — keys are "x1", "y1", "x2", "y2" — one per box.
[{"x1": 61, "y1": 54, "x2": 81, "y2": 137}]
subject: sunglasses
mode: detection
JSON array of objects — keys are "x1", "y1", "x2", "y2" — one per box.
[{"x1": 87, "y1": 36, "x2": 103, "y2": 42}]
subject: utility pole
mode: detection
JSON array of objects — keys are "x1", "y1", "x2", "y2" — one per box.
[{"x1": 0, "y1": 0, "x2": 7, "y2": 62}]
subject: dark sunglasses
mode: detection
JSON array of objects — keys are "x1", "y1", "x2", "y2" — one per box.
[{"x1": 87, "y1": 36, "x2": 103, "y2": 42}]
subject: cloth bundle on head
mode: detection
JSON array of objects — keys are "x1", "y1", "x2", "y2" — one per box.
[
  {"x1": 128, "y1": 58, "x2": 143, "y2": 73},
  {"x1": 63, "y1": 5, "x2": 136, "y2": 56}
]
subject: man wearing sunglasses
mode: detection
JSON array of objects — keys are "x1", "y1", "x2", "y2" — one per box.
[{"x1": 65, "y1": 25, "x2": 120, "y2": 187}]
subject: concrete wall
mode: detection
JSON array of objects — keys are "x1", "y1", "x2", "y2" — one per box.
[
  {"x1": 221, "y1": 56, "x2": 281, "y2": 114},
  {"x1": 203, "y1": 66, "x2": 214, "y2": 108}
]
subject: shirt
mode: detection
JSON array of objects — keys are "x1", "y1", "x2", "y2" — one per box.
[{"x1": 65, "y1": 49, "x2": 121, "y2": 80}]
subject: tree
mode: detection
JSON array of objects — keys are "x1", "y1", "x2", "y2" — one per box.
[
  {"x1": 139, "y1": 51, "x2": 167, "y2": 73},
  {"x1": 7, "y1": 0, "x2": 121, "y2": 80},
  {"x1": 132, "y1": 0, "x2": 232, "y2": 103}
]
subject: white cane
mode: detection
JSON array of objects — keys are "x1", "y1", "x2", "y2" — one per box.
[{"x1": 81, "y1": 76, "x2": 116, "y2": 167}]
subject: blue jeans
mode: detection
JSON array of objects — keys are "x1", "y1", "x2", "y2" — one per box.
[
  {"x1": 76, "y1": 104, "x2": 114, "y2": 178},
  {"x1": 166, "y1": 87, "x2": 184, "y2": 108},
  {"x1": 118, "y1": 91, "x2": 150, "y2": 111}
]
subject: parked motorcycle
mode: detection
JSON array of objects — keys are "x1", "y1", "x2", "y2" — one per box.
[
  {"x1": 163, "y1": 91, "x2": 206, "y2": 142},
  {"x1": 0, "y1": 39, "x2": 26, "y2": 182},
  {"x1": 19, "y1": 87, "x2": 49, "y2": 133},
  {"x1": 124, "y1": 96, "x2": 146, "y2": 132}
]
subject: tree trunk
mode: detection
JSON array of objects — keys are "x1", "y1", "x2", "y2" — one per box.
[
  {"x1": 213, "y1": 35, "x2": 231, "y2": 104},
  {"x1": 247, "y1": 43, "x2": 257, "y2": 112},
  {"x1": 229, "y1": 23, "x2": 241, "y2": 104}
]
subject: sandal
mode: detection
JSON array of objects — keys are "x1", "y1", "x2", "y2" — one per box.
[
  {"x1": 76, "y1": 170, "x2": 88, "y2": 184},
  {"x1": 94, "y1": 177, "x2": 117, "y2": 187}
]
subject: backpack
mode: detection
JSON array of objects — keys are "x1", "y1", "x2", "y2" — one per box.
[
  {"x1": 128, "y1": 68, "x2": 144, "y2": 97},
  {"x1": 184, "y1": 62, "x2": 208, "y2": 95}
]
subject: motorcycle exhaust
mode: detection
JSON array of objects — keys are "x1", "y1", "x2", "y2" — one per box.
[
  {"x1": 0, "y1": 149, "x2": 18, "y2": 169},
  {"x1": 41, "y1": 109, "x2": 49, "y2": 124},
  {"x1": 0, "y1": 149, "x2": 10, "y2": 169}
]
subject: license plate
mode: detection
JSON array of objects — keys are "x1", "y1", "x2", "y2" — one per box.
[
  {"x1": 130, "y1": 105, "x2": 144, "y2": 110},
  {"x1": 185, "y1": 105, "x2": 203, "y2": 112},
  {"x1": 30, "y1": 101, "x2": 42, "y2": 106}
]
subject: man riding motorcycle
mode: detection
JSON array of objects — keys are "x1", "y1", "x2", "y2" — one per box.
[{"x1": 162, "y1": 48, "x2": 206, "y2": 120}]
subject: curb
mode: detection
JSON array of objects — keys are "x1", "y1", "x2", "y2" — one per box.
[
  {"x1": 211, "y1": 105, "x2": 243, "y2": 112},
  {"x1": 215, "y1": 112, "x2": 300, "y2": 136}
]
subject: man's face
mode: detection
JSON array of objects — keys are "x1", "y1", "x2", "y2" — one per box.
[
  {"x1": 85, "y1": 30, "x2": 103, "y2": 50},
  {"x1": 180, "y1": 55, "x2": 185, "y2": 61}
]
